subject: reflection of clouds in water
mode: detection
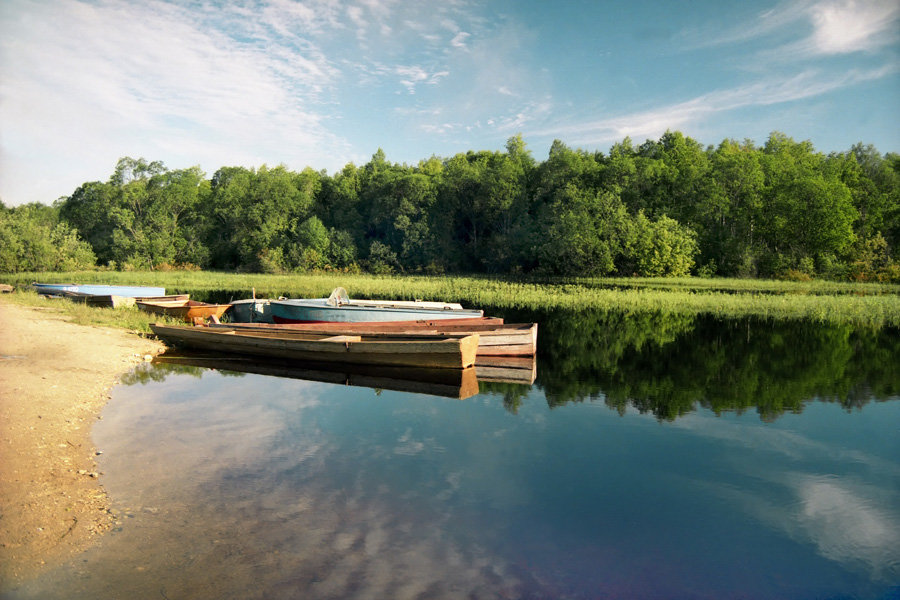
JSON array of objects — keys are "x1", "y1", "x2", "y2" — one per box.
[
  {"x1": 794, "y1": 476, "x2": 900, "y2": 581},
  {"x1": 673, "y1": 412, "x2": 900, "y2": 581},
  {"x1": 101, "y1": 372, "x2": 326, "y2": 505},
  {"x1": 674, "y1": 412, "x2": 900, "y2": 477},
  {"x1": 393, "y1": 427, "x2": 426, "y2": 455},
  {"x1": 90, "y1": 372, "x2": 525, "y2": 599}
]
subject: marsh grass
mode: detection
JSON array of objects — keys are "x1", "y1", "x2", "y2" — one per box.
[{"x1": 3, "y1": 272, "x2": 899, "y2": 327}]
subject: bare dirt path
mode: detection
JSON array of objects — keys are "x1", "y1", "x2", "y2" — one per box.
[{"x1": 0, "y1": 301, "x2": 164, "y2": 589}]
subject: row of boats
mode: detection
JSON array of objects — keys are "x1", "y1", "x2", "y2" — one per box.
[{"x1": 30, "y1": 283, "x2": 538, "y2": 379}]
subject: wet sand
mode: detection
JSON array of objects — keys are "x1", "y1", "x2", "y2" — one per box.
[{"x1": 0, "y1": 300, "x2": 164, "y2": 589}]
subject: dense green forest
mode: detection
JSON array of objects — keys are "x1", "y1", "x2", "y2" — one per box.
[{"x1": 2, "y1": 131, "x2": 898, "y2": 280}]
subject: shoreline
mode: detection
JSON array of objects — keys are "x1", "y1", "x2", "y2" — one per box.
[{"x1": 0, "y1": 300, "x2": 165, "y2": 588}]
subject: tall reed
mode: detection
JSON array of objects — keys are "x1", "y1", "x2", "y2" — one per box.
[{"x1": 4, "y1": 272, "x2": 899, "y2": 327}]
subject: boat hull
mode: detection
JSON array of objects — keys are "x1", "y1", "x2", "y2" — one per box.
[
  {"x1": 213, "y1": 321, "x2": 537, "y2": 356},
  {"x1": 32, "y1": 282, "x2": 166, "y2": 297},
  {"x1": 230, "y1": 299, "x2": 275, "y2": 323},
  {"x1": 138, "y1": 300, "x2": 231, "y2": 322},
  {"x1": 270, "y1": 298, "x2": 484, "y2": 324},
  {"x1": 62, "y1": 291, "x2": 136, "y2": 308},
  {"x1": 150, "y1": 324, "x2": 479, "y2": 369}
]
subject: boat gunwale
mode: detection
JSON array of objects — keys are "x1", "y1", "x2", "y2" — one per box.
[{"x1": 150, "y1": 323, "x2": 479, "y2": 368}]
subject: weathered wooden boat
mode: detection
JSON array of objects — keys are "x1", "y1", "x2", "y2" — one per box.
[
  {"x1": 211, "y1": 321, "x2": 536, "y2": 356},
  {"x1": 150, "y1": 324, "x2": 479, "y2": 369},
  {"x1": 0, "y1": 283, "x2": 13, "y2": 293},
  {"x1": 62, "y1": 291, "x2": 136, "y2": 308},
  {"x1": 31, "y1": 282, "x2": 166, "y2": 297},
  {"x1": 270, "y1": 287, "x2": 483, "y2": 324},
  {"x1": 152, "y1": 352, "x2": 481, "y2": 400},
  {"x1": 134, "y1": 294, "x2": 190, "y2": 302},
  {"x1": 138, "y1": 299, "x2": 231, "y2": 322}
]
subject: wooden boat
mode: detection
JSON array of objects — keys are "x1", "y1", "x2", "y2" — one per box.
[
  {"x1": 138, "y1": 299, "x2": 231, "y2": 322},
  {"x1": 62, "y1": 291, "x2": 136, "y2": 308},
  {"x1": 152, "y1": 352, "x2": 481, "y2": 400},
  {"x1": 211, "y1": 321, "x2": 537, "y2": 356},
  {"x1": 31, "y1": 282, "x2": 166, "y2": 297},
  {"x1": 134, "y1": 294, "x2": 190, "y2": 302},
  {"x1": 150, "y1": 323, "x2": 479, "y2": 369},
  {"x1": 270, "y1": 287, "x2": 483, "y2": 324},
  {"x1": 0, "y1": 283, "x2": 13, "y2": 293}
]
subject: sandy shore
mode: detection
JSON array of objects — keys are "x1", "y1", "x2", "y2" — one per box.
[{"x1": 0, "y1": 300, "x2": 165, "y2": 588}]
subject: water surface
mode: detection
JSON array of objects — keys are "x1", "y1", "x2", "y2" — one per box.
[{"x1": 8, "y1": 312, "x2": 900, "y2": 599}]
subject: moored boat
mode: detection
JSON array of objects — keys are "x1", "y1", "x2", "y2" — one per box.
[
  {"x1": 138, "y1": 299, "x2": 231, "y2": 322},
  {"x1": 134, "y1": 294, "x2": 190, "y2": 302},
  {"x1": 270, "y1": 287, "x2": 484, "y2": 324},
  {"x1": 31, "y1": 282, "x2": 166, "y2": 297},
  {"x1": 230, "y1": 298, "x2": 276, "y2": 323},
  {"x1": 211, "y1": 321, "x2": 536, "y2": 356},
  {"x1": 150, "y1": 323, "x2": 479, "y2": 369},
  {"x1": 62, "y1": 291, "x2": 136, "y2": 308},
  {"x1": 271, "y1": 298, "x2": 484, "y2": 324}
]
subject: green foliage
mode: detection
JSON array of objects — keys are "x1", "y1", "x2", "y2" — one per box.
[
  {"x1": 4, "y1": 130, "x2": 898, "y2": 280},
  {"x1": 537, "y1": 186, "x2": 625, "y2": 276},
  {"x1": 0, "y1": 205, "x2": 95, "y2": 272},
  {"x1": 624, "y1": 212, "x2": 699, "y2": 277}
]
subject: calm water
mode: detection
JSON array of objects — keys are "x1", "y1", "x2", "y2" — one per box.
[{"x1": 8, "y1": 311, "x2": 900, "y2": 600}]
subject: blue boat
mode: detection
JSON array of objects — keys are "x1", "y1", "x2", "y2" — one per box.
[
  {"x1": 31, "y1": 282, "x2": 166, "y2": 298},
  {"x1": 230, "y1": 298, "x2": 276, "y2": 323},
  {"x1": 270, "y1": 288, "x2": 484, "y2": 324}
]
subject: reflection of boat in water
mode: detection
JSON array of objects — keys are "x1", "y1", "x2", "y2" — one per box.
[
  {"x1": 475, "y1": 355, "x2": 537, "y2": 385},
  {"x1": 153, "y1": 349, "x2": 536, "y2": 399},
  {"x1": 153, "y1": 352, "x2": 482, "y2": 400}
]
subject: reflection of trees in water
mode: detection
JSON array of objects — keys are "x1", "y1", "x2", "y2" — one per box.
[
  {"x1": 534, "y1": 309, "x2": 899, "y2": 421},
  {"x1": 476, "y1": 381, "x2": 531, "y2": 414},
  {"x1": 119, "y1": 361, "x2": 234, "y2": 386},
  {"x1": 121, "y1": 307, "x2": 898, "y2": 422}
]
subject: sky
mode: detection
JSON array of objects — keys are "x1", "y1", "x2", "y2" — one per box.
[{"x1": 1, "y1": 0, "x2": 898, "y2": 207}]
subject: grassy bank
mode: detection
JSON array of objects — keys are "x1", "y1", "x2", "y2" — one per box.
[
  {"x1": 2, "y1": 272, "x2": 899, "y2": 327},
  {"x1": 0, "y1": 290, "x2": 185, "y2": 334}
]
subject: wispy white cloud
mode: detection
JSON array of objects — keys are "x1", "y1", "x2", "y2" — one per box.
[
  {"x1": 692, "y1": 0, "x2": 900, "y2": 57},
  {"x1": 450, "y1": 31, "x2": 471, "y2": 49},
  {"x1": 802, "y1": 0, "x2": 900, "y2": 55},
  {"x1": 0, "y1": 0, "x2": 350, "y2": 204},
  {"x1": 536, "y1": 66, "x2": 897, "y2": 147}
]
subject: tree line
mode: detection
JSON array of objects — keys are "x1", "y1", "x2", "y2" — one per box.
[{"x1": 2, "y1": 131, "x2": 898, "y2": 280}]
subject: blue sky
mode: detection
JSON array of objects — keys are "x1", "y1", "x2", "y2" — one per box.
[{"x1": 1, "y1": 0, "x2": 898, "y2": 206}]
